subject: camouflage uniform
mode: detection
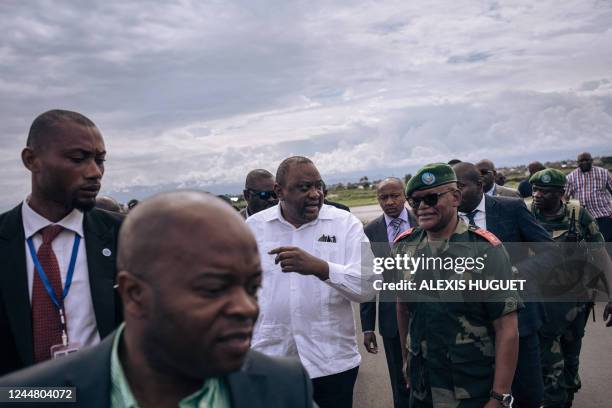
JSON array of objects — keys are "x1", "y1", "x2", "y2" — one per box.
[
  {"x1": 394, "y1": 219, "x2": 520, "y2": 408},
  {"x1": 530, "y1": 200, "x2": 604, "y2": 408}
]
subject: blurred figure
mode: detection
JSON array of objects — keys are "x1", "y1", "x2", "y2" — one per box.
[
  {"x1": 565, "y1": 152, "x2": 612, "y2": 243},
  {"x1": 447, "y1": 159, "x2": 462, "y2": 165},
  {"x1": 241, "y1": 169, "x2": 278, "y2": 219},
  {"x1": 518, "y1": 161, "x2": 546, "y2": 198},
  {"x1": 246, "y1": 156, "x2": 375, "y2": 408},
  {"x1": 0, "y1": 192, "x2": 314, "y2": 407},
  {"x1": 0, "y1": 109, "x2": 123, "y2": 375},
  {"x1": 359, "y1": 177, "x2": 414, "y2": 408},
  {"x1": 495, "y1": 172, "x2": 507, "y2": 186},
  {"x1": 476, "y1": 159, "x2": 520, "y2": 198},
  {"x1": 95, "y1": 195, "x2": 123, "y2": 213},
  {"x1": 127, "y1": 199, "x2": 139, "y2": 211}
]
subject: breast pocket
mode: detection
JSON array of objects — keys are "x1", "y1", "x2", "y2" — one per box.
[{"x1": 313, "y1": 241, "x2": 339, "y2": 262}]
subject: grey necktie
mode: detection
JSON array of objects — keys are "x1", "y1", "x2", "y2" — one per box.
[{"x1": 390, "y1": 218, "x2": 403, "y2": 240}]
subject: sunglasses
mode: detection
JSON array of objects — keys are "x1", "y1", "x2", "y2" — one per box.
[
  {"x1": 248, "y1": 189, "x2": 277, "y2": 200},
  {"x1": 408, "y1": 189, "x2": 456, "y2": 209},
  {"x1": 479, "y1": 169, "x2": 493, "y2": 176}
]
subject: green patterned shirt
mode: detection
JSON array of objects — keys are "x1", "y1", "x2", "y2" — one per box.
[{"x1": 110, "y1": 324, "x2": 232, "y2": 408}]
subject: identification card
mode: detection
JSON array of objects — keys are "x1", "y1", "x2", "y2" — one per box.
[{"x1": 50, "y1": 342, "x2": 81, "y2": 359}]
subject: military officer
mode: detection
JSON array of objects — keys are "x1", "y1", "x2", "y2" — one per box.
[
  {"x1": 529, "y1": 168, "x2": 611, "y2": 408},
  {"x1": 395, "y1": 163, "x2": 520, "y2": 408}
]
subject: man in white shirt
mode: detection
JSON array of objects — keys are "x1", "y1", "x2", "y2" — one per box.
[
  {"x1": 0, "y1": 109, "x2": 123, "y2": 375},
  {"x1": 246, "y1": 156, "x2": 375, "y2": 408}
]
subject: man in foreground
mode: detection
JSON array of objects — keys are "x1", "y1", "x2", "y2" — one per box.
[
  {"x1": 0, "y1": 192, "x2": 314, "y2": 408},
  {"x1": 0, "y1": 109, "x2": 123, "y2": 375},
  {"x1": 395, "y1": 163, "x2": 520, "y2": 408},
  {"x1": 247, "y1": 156, "x2": 375, "y2": 408}
]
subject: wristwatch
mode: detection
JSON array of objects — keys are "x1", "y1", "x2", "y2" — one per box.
[{"x1": 490, "y1": 390, "x2": 514, "y2": 407}]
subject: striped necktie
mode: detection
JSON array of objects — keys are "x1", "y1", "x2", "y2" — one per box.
[{"x1": 390, "y1": 218, "x2": 403, "y2": 241}]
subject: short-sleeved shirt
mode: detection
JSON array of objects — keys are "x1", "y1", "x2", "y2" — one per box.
[
  {"x1": 565, "y1": 166, "x2": 612, "y2": 218},
  {"x1": 393, "y1": 219, "x2": 520, "y2": 405}
]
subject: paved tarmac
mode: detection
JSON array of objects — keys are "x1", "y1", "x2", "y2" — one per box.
[{"x1": 349, "y1": 204, "x2": 612, "y2": 407}]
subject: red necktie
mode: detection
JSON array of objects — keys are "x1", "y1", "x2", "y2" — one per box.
[{"x1": 31, "y1": 224, "x2": 65, "y2": 362}]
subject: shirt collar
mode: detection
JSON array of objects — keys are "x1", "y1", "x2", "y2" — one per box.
[
  {"x1": 485, "y1": 184, "x2": 496, "y2": 196},
  {"x1": 458, "y1": 194, "x2": 486, "y2": 216},
  {"x1": 22, "y1": 198, "x2": 84, "y2": 239},
  {"x1": 261, "y1": 203, "x2": 334, "y2": 226},
  {"x1": 383, "y1": 207, "x2": 408, "y2": 226},
  {"x1": 110, "y1": 323, "x2": 230, "y2": 408}
]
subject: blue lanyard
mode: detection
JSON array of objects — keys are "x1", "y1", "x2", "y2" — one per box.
[{"x1": 27, "y1": 232, "x2": 81, "y2": 310}]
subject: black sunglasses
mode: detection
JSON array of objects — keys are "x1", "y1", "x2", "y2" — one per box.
[
  {"x1": 408, "y1": 189, "x2": 456, "y2": 209},
  {"x1": 248, "y1": 189, "x2": 277, "y2": 200}
]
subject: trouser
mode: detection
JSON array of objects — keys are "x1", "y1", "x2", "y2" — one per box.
[
  {"x1": 382, "y1": 335, "x2": 411, "y2": 408},
  {"x1": 312, "y1": 366, "x2": 359, "y2": 408},
  {"x1": 539, "y1": 302, "x2": 589, "y2": 408},
  {"x1": 596, "y1": 217, "x2": 612, "y2": 256},
  {"x1": 512, "y1": 332, "x2": 544, "y2": 408}
]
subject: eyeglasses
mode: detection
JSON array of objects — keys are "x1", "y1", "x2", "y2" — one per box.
[
  {"x1": 407, "y1": 189, "x2": 456, "y2": 209},
  {"x1": 247, "y1": 189, "x2": 277, "y2": 200}
]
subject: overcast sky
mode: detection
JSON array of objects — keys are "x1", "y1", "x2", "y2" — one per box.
[{"x1": 2, "y1": 0, "x2": 612, "y2": 208}]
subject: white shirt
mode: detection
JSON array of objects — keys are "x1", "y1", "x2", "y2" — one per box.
[
  {"x1": 22, "y1": 200, "x2": 101, "y2": 348},
  {"x1": 246, "y1": 204, "x2": 376, "y2": 378},
  {"x1": 485, "y1": 184, "x2": 496, "y2": 196},
  {"x1": 459, "y1": 194, "x2": 487, "y2": 229}
]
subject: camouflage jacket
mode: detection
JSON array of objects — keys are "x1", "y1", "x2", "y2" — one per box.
[
  {"x1": 529, "y1": 200, "x2": 604, "y2": 243},
  {"x1": 393, "y1": 218, "x2": 520, "y2": 404}
]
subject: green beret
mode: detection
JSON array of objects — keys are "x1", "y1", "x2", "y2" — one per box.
[
  {"x1": 529, "y1": 168, "x2": 566, "y2": 188},
  {"x1": 406, "y1": 163, "x2": 457, "y2": 196}
]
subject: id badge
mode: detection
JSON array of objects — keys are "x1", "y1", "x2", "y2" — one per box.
[{"x1": 50, "y1": 342, "x2": 81, "y2": 359}]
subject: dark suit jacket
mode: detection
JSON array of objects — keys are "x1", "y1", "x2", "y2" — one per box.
[
  {"x1": 360, "y1": 209, "x2": 416, "y2": 338},
  {"x1": 0, "y1": 204, "x2": 123, "y2": 375},
  {"x1": 483, "y1": 195, "x2": 554, "y2": 336},
  {"x1": 0, "y1": 332, "x2": 314, "y2": 408}
]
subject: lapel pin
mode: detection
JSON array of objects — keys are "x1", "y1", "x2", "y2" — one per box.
[{"x1": 102, "y1": 248, "x2": 112, "y2": 257}]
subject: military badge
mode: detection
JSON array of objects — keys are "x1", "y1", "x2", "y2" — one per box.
[
  {"x1": 421, "y1": 172, "x2": 435, "y2": 185},
  {"x1": 541, "y1": 174, "x2": 551, "y2": 183}
]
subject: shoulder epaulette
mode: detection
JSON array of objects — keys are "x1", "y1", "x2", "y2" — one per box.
[
  {"x1": 471, "y1": 227, "x2": 502, "y2": 247},
  {"x1": 394, "y1": 227, "x2": 415, "y2": 243}
]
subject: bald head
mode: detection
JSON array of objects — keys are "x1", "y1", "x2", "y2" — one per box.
[
  {"x1": 118, "y1": 191, "x2": 254, "y2": 280},
  {"x1": 377, "y1": 177, "x2": 405, "y2": 192},
  {"x1": 452, "y1": 162, "x2": 483, "y2": 213},
  {"x1": 245, "y1": 169, "x2": 274, "y2": 189},
  {"x1": 453, "y1": 162, "x2": 481, "y2": 185},
  {"x1": 577, "y1": 152, "x2": 593, "y2": 172},
  {"x1": 116, "y1": 191, "x2": 261, "y2": 380},
  {"x1": 475, "y1": 159, "x2": 496, "y2": 192},
  {"x1": 527, "y1": 161, "x2": 545, "y2": 176},
  {"x1": 95, "y1": 195, "x2": 122, "y2": 213}
]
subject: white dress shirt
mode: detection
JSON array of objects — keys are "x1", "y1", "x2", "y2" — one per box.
[
  {"x1": 458, "y1": 194, "x2": 487, "y2": 229},
  {"x1": 22, "y1": 200, "x2": 101, "y2": 348},
  {"x1": 246, "y1": 204, "x2": 376, "y2": 378}
]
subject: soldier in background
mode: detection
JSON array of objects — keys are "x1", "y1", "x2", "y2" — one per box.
[
  {"x1": 529, "y1": 168, "x2": 612, "y2": 408},
  {"x1": 395, "y1": 163, "x2": 520, "y2": 408}
]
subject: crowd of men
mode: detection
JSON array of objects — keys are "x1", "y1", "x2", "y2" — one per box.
[{"x1": 0, "y1": 109, "x2": 611, "y2": 408}]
